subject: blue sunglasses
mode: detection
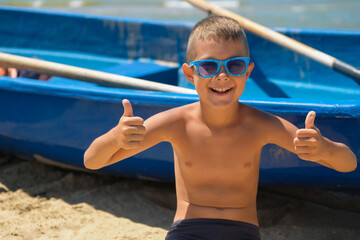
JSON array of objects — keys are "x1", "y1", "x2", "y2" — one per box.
[{"x1": 189, "y1": 57, "x2": 250, "y2": 78}]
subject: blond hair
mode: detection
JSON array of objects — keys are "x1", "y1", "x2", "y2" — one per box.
[{"x1": 186, "y1": 16, "x2": 249, "y2": 63}]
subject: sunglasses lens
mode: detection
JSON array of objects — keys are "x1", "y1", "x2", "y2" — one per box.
[
  {"x1": 198, "y1": 61, "x2": 218, "y2": 77},
  {"x1": 227, "y1": 59, "x2": 247, "y2": 75}
]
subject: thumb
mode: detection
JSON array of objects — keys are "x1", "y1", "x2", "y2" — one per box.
[
  {"x1": 305, "y1": 111, "x2": 316, "y2": 129},
  {"x1": 122, "y1": 99, "x2": 133, "y2": 117}
]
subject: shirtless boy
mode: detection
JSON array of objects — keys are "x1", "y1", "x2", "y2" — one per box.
[{"x1": 84, "y1": 16, "x2": 357, "y2": 240}]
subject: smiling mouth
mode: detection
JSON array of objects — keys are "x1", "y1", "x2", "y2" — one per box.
[{"x1": 210, "y1": 87, "x2": 232, "y2": 94}]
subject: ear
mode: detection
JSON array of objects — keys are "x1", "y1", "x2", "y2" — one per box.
[
  {"x1": 245, "y1": 62, "x2": 254, "y2": 79},
  {"x1": 182, "y1": 63, "x2": 195, "y2": 85}
]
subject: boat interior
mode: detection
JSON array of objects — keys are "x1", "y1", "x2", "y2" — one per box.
[{"x1": 0, "y1": 7, "x2": 359, "y2": 102}]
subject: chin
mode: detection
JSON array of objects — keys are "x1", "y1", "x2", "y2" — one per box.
[{"x1": 208, "y1": 99, "x2": 239, "y2": 109}]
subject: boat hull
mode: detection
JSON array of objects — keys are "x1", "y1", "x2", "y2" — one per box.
[{"x1": 0, "y1": 6, "x2": 359, "y2": 189}]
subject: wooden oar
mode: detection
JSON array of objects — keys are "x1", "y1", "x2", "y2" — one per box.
[
  {"x1": 0, "y1": 52, "x2": 197, "y2": 94},
  {"x1": 185, "y1": 0, "x2": 360, "y2": 85}
]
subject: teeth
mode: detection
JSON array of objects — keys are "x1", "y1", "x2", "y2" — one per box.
[{"x1": 211, "y1": 88, "x2": 231, "y2": 92}]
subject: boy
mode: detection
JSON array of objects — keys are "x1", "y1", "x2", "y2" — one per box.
[{"x1": 84, "y1": 16, "x2": 357, "y2": 239}]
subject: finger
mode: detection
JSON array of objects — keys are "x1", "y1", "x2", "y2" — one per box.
[
  {"x1": 305, "y1": 111, "x2": 316, "y2": 129},
  {"x1": 122, "y1": 117, "x2": 145, "y2": 126},
  {"x1": 122, "y1": 99, "x2": 133, "y2": 117},
  {"x1": 123, "y1": 125, "x2": 146, "y2": 135},
  {"x1": 126, "y1": 134, "x2": 145, "y2": 142},
  {"x1": 296, "y1": 129, "x2": 318, "y2": 138},
  {"x1": 293, "y1": 137, "x2": 317, "y2": 147},
  {"x1": 295, "y1": 145, "x2": 314, "y2": 154}
]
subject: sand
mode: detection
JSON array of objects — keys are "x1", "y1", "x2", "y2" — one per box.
[{"x1": 1, "y1": 151, "x2": 360, "y2": 240}]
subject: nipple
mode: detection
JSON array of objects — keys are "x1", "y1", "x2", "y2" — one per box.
[
  {"x1": 185, "y1": 161, "x2": 193, "y2": 167},
  {"x1": 243, "y1": 162, "x2": 252, "y2": 168}
]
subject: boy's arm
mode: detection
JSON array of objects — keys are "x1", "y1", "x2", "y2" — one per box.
[
  {"x1": 293, "y1": 111, "x2": 357, "y2": 172},
  {"x1": 84, "y1": 99, "x2": 171, "y2": 170},
  {"x1": 267, "y1": 111, "x2": 357, "y2": 173}
]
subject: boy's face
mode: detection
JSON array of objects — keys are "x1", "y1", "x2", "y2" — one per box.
[{"x1": 183, "y1": 38, "x2": 254, "y2": 109}]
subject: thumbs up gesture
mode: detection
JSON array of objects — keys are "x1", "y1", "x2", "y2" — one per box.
[
  {"x1": 293, "y1": 111, "x2": 328, "y2": 162},
  {"x1": 114, "y1": 99, "x2": 146, "y2": 149}
]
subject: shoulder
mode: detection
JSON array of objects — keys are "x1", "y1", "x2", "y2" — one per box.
[
  {"x1": 239, "y1": 103, "x2": 276, "y2": 125},
  {"x1": 144, "y1": 102, "x2": 198, "y2": 140},
  {"x1": 241, "y1": 103, "x2": 289, "y2": 126},
  {"x1": 239, "y1": 103, "x2": 298, "y2": 145},
  {"x1": 146, "y1": 102, "x2": 196, "y2": 124}
]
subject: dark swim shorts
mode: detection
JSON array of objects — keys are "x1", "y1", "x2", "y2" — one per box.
[{"x1": 165, "y1": 218, "x2": 260, "y2": 240}]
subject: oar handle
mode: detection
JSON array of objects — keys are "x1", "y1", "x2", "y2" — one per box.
[
  {"x1": 185, "y1": 0, "x2": 360, "y2": 85},
  {"x1": 333, "y1": 60, "x2": 360, "y2": 85},
  {"x1": 0, "y1": 52, "x2": 197, "y2": 94}
]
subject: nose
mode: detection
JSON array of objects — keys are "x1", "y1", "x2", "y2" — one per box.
[{"x1": 215, "y1": 65, "x2": 229, "y2": 80}]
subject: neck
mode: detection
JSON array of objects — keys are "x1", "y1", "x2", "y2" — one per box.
[{"x1": 199, "y1": 102, "x2": 241, "y2": 128}]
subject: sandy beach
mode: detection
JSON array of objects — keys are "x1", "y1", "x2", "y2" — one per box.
[{"x1": 1, "y1": 151, "x2": 360, "y2": 240}]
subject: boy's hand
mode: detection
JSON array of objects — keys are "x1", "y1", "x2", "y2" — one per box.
[
  {"x1": 113, "y1": 99, "x2": 146, "y2": 149},
  {"x1": 293, "y1": 111, "x2": 329, "y2": 162}
]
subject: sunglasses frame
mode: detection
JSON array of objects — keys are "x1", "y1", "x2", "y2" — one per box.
[{"x1": 189, "y1": 57, "x2": 250, "y2": 78}]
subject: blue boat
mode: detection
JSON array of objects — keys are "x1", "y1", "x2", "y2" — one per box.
[{"x1": 0, "y1": 6, "x2": 359, "y2": 190}]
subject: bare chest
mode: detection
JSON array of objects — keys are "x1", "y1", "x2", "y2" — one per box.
[{"x1": 172, "y1": 122, "x2": 263, "y2": 180}]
